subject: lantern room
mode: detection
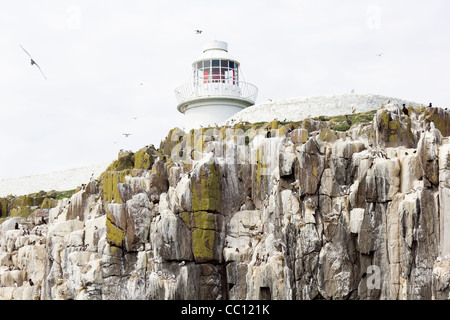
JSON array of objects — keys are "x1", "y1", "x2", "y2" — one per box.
[
  {"x1": 192, "y1": 41, "x2": 239, "y2": 85},
  {"x1": 175, "y1": 40, "x2": 258, "y2": 131}
]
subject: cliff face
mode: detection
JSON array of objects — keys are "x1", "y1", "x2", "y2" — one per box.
[{"x1": 0, "y1": 103, "x2": 449, "y2": 300}]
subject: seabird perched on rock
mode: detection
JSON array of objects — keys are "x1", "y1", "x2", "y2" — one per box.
[
  {"x1": 428, "y1": 103, "x2": 433, "y2": 108},
  {"x1": 430, "y1": 122, "x2": 436, "y2": 131},
  {"x1": 345, "y1": 115, "x2": 352, "y2": 126},
  {"x1": 29, "y1": 279, "x2": 34, "y2": 286},
  {"x1": 402, "y1": 104, "x2": 409, "y2": 116},
  {"x1": 179, "y1": 261, "x2": 185, "y2": 266}
]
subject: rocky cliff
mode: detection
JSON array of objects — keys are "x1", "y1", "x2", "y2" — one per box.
[{"x1": 0, "y1": 103, "x2": 449, "y2": 300}]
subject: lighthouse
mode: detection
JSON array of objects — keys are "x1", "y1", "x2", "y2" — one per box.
[{"x1": 175, "y1": 40, "x2": 258, "y2": 131}]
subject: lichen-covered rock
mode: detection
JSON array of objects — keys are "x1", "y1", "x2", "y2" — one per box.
[
  {"x1": 0, "y1": 198, "x2": 9, "y2": 217},
  {"x1": 190, "y1": 154, "x2": 220, "y2": 213},
  {"x1": 181, "y1": 210, "x2": 224, "y2": 263},
  {"x1": 134, "y1": 145, "x2": 158, "y2": 170},
  {"x1": 374, "y1": 106, "x2": 415, "y2": 148},
  {"x1": 0, "y1": 105, "x2": 449, "y2": 300},
  {"x1": 425, "y1": 107, "x2": 450, "y2": 137},
  {"x1": 101, "y1": 170, "x2": 130, "y2": 205}
]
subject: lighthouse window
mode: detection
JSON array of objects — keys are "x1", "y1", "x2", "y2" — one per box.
[
  {"x1": 211, "y1": 68, "x2": 220, "y2": 82},
  {"x1": 193, "y1": 59, "x2": 239, "y2": 84}
]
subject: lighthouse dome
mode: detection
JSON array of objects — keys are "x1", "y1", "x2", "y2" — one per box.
[{"x1": 193, "y1": 40, "x2": 238, "y2": 65}]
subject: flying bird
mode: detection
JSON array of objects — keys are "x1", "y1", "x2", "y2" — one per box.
[
  {"x1": 20, "y1": 44, "x2": 47, "y2": 79},
  {"x1": 123, "y1": 133, "x2": 132, "y2": 137},
  {"x1": 195, "y1": 30, "x2": 203, "y2": 34},
  {"x1": 376, "y1": 53, "x2": 382, "y2": 57}
]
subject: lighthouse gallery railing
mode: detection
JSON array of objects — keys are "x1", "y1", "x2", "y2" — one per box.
[{"x1": 174, "y1": 81, "x2": 258, "y2": 106}]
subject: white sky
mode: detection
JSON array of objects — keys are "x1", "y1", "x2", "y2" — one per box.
[{"x1": 1, "y1": 0, "x2": 449, "y2": 179}]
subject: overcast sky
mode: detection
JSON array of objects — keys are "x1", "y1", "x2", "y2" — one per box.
[{"x1": 1, "y1": 0, "x2": 449, "y2": 179}]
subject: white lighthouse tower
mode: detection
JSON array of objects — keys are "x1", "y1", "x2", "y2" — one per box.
[{"x1": 175, "y1": 40, "x2": 258, "y2": 131}]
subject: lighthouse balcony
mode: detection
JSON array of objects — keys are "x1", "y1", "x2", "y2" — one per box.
[{"x1": 175, "y1": 81, "x2": 258, "y2": 112}]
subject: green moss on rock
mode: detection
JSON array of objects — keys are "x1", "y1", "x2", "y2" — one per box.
[
  {"x1": 191, "y1": 163, "x2": 220, "y2": 212},
  {"x1": 181, "y1": 211, "x2": 217, "y2": 263},
  {"x1": 181, "y1": 211, "x2": 215, "y2": 230},
  {"x1": 134, "y1": 145, "x2": 158, "y2": 170},
  {"x1": 11, "y1": 206, "x2": 33, "y2": 218},
  {"x1": 0, "y1": 198, "x2": 8, "y2": 218},
  {"x1": 101, "y1": 170, "x2": 130, "y2": 205},
  {"x1": 192, "y1": 228, "x2": 215, "y2": 262},
  {"x1": 376, "y1": 109, "x2": 415, "y2": 148},
  {"x1": 106, "y1": 217, "x2": 125, "y2": 248},
  {"x1": 103, "y1": 151, "x2": 135, "y2": 174},
  {"x1": 55, "y1": 190, "x2": 76, "y2": 200},
  {"x1": 41, "y1": 198, "x2": 58, "y2": 210},
  {"x1": 318, "y1": 127, "x2": 338, "y2": 142},
  {"x1": 426, "y1": 108, "x2": 450, "y2": 137}
]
